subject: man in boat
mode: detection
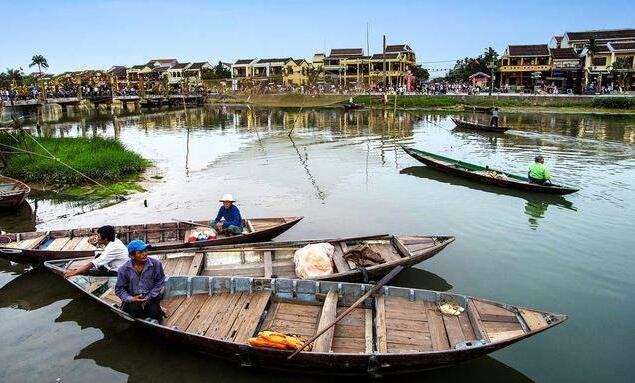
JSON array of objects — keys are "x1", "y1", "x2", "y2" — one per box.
[
  {"x1": 115, "y1": 239, "x2": 165, "y2": 322},
  {"x1": 490, "y1": 107, "x2": 499, "y2": 127},
  {"x1": 63, "y1": 225, "x2": 128, "y2": 278},
  {"x1": 528, "y1": 155, "x2": 552, "y2": 185},
  {"x1": 210, "y1": 194, "x2": 243, "y2": 235}
]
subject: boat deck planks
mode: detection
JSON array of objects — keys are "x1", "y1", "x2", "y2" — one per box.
[
  {"x1": 46, "y1": 238, "x2": 72, "y2": 251},
  {"x1": 332, "y1": 243, "x2": 351, "y2": 273},
  {"x1": 263, "y1": 301, "x2": 321, "y2": 338},
  {"x1": 519, "y1": 309, "x2": 549, "y2": 331},
  {"x1": 384, "y1": 297, "x2": 433, "y2": 352},
  {"x1": 374, "y1": 296, "x2": 388, "y2": 353},
  {"x1": 4, "y1": 235, "x2": 46, "y2": 249},
  {"x1": 313, "y1": 290, "x2": 338, "y2": 352},
  {"x1": 472, "y1": 299, "x2": 524, "y2": 342}
]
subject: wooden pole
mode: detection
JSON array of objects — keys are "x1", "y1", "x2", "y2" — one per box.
[
  {"x1": 383, "y1": 35, "x2": 387, "y2": 88},
  {"x1": 287, "y1": 265, "x2": 404, "y2": 359}
]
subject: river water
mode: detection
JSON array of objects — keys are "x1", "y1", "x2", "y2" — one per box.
[{"x1": 1, "y1": 107, "x2": 634, "y2": 382}]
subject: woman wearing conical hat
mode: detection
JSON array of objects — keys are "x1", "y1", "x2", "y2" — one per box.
[{"x1": 210, "y1": 194, "x2": 243, "y2": 235}]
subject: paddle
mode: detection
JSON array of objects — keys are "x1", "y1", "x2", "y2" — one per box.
[
  {"x1": 171, "y1": 218, "x2": 213, "y2": 229},
  {"x1": 287, "y1": 265, "x2": 404, "y2": 360}
]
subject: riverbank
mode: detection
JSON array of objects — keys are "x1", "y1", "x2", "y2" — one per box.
[
  {"x1": 1, "y1": 136, "x2": 149, "y2": 199},
  {"x1": 209, "y1": 93, "x2": 635, "y2": 114}
]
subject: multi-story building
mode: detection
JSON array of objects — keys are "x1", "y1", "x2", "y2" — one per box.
[
  {"x1": 548, "y1": 48, "x2": 582, "y2": 93},
  {"x1": 498, "y1": 44, "x2": 551, "y2": 91}
]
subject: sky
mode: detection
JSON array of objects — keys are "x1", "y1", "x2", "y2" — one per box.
[{"x1": 1, "y1": 0, "x2": 634, "y2": 76}]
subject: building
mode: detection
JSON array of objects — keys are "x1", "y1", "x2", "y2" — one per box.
[
  {"x1": 369, "y1": 44, "x2": 417, "y2": 89},
  {"x1": 231, "y1": 59, "x2": 256, "y2": 79},
  {"x1": 468, "y1": 72, "x2": 491, "y2": 87},
  {"x1": 252, "y1": 58, "x2": 291, "y2": 80},
  {"x1": 549, "y1": 48, "x2": 582, "y2": 93},
  {"x1": 323, "y1": 48, "x2": 365, "y2": 84},
  {"x1": 283, "y1": 59, "x2": 312, "y2": 85},
  {"x1": 560, "y1": 29, "x2": 635, "y2": 51},
  {"x1": 185, "y1": 62, "x2": 214, "y2": 84},
  {"x1": 498, "y1": 44, "x2": 551, "y2": 91},
  {"x1": 166, "y1": 62, "x2": 191, "y2": 84}
]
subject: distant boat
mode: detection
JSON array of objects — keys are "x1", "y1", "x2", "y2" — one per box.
[
  {"x1": 451, "y1": 117, "x2": 510, "y2": 133},
  {"x1": 0, "y1": 217, "x2": 303, "y2": 265},
  {"x1": 343, "y1": 102, "x2": 364, "y2": 110},
  {"x1": 0, "y1": 175, "x2": 30, "y2": 209},
  {"x1": 401, "y1": 146, "x2": 579, "y2": 195},
  {"x1": 43, "y1": 263, "x2": 567, "y2": 376}
]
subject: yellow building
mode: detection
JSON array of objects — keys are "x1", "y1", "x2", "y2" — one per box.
[
  {"x1": 498, "y1": 45, "x2": 551, "y2": 91},
  {"x1": 283, "y1": 59, "x2": 312, "y2": 85}
]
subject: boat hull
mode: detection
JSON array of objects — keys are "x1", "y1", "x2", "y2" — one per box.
[
  {"x1": 451, "y1": 118, "x2": 509, "y2": 133},
  {"x1": 402, "y1": 146, "x2": 578, "y2": 195}
]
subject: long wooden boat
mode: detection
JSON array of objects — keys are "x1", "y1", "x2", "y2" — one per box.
[
  {"x1": 401, "y1": 146, "x2": 579, "y2": 195},
  {"x1": 0, "y1": 217, "x2": 302, "y2": 265},
  {"x1": 44, "y1": 262, "x2": 567, "y2": 376},
  {"x1": 451, "y1": 117, "x2": 510, "y2": 133},
  {"x1": 58, "y1": 234, "x2": 455, "y2": 283},
  {"x1": 0, "y1": 175, "x2": 30, "y2": 209}
]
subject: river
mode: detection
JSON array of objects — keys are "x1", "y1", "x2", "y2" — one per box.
[{"x1": 1, "y1": 106, "x2": 634, "y2": 382}]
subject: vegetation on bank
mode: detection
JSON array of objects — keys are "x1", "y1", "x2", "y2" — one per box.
[
  {"x1": 352, "y1": 95, "x2": 635, "y2": 111},
  {"x1": 1, "y1": 135, "x2": 149, "y2": 197}
]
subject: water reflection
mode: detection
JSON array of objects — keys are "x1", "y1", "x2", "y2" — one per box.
[
  {"x1": 0, "y1": 267, "x2": 72, "y2": 309},
  {"x1": 0, "y1": 201, "x2": 36, "y2": 232},
  {"x1": 400, "y1": 166, "x2": 576, "y2": 229},
  {"x1": 392, "y1": 267, "x2": 453, "y2": 291}
]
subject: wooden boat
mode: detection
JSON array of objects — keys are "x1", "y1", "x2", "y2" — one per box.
[
  {"x1": 58, "y1": 234, "x2": 455, "y2": 282},
  {"x1": 0, "y1": 175, "x2": 30, "y2": 209},
  {"x1": 401, "y1": 146, "x2": 579, "y2": 195},
  {"x1": 44, "y1": 262, "x2": 567, "y2": 376},
  {"x1": 343, "y1": 102, "x2": 365, "y2": 110},
  {"x1": 0, "y1": 217, "x2": 303, "y2": 265},
  {"x1": 451, "y1": 117, "x2": 510, "y2": 133}
]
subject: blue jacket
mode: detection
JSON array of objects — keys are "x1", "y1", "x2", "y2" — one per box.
[
  {"x1": 115, "y1": 257, "x2": 165, "y2": 302},
  {"x1": 212, "y1": 205, "x2": 242, "y2": 228}
]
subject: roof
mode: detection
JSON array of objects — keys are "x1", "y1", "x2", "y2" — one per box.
[
  {"x1": 554, "y1": 36, "x2": 563, "y2": 42},
  {"x1": 328, "y1": 48, "x2": 364, "y2": 58},
  {"x1": 255, "y1": 58, "x2": 291, "y2": 64},
  {"x1": 152, "y1": 67, "x2": 168, "y2": 73},
  {"x1": 370, "y1": 53, "x2": 400, "y2": 60},
  {"x1": 468, "y1": 72, "x2": 491, "y2": 79},
  {"x1": 234, "y1": 59, "x2": 255, "y2": 65},
  {"x1": 171, "y1": 62, "x2": 191, "y2": 70},
  {"x1": 609, "y1": 42, "x2": 635, "y2": 51},
  {"x1": 187, "y1": 62, "x2": 210, "y2": 70},
  {"x1": 129, "y1": 65, "x2": 147, "y2": 70},
  {"x1": 551, "y1": 48, "x2": 579, "y2": 60},
  {"x1": 593, "y1": 44, "x2": 611, "y2": 53},
  {"x1": 147, "y1": 59, "x2": 178, "y2": 66},
  {"x1": 385, "y1": 44, "x2": 414, "y2": 53},
  {"x1": 107, "y1": 66, "x2": 128, "y2": 76},
  {"x1": 507, "y1": 44, "x2": 550, "y2": 56},
  {"x1": 565, "y1": 28, "x2": 635, "y2": 42}
]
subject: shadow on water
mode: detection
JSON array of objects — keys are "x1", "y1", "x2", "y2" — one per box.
[
  {"x1": 400, "y1": 166, "x2": 577, "y2": 229},
  {"x1": 391, "y1": 266, "x2": 453, "y2": 292},
  {"x1": 0, "y1": 201, "x2": 36, "y2": 233},
  {"x1": 0, "y1": 267, "x2": 74, "y2": 309}
]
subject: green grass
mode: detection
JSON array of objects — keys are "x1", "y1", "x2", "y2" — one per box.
[
  {"x1": 2, "y1": 136, "x2": 150, "y2": 187},
  {"x1": 352, "y1": 95, "x2": 601, "y2": 109}
]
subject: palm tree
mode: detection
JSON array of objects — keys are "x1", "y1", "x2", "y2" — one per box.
[{"x1": 29, "y1": 54, "x2": 49, "y2": 76}]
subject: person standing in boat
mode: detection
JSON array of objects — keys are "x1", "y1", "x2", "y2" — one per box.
[
  {"x1": 63, "y1": 225, "x2": 128, "y2": 278},
  {"x1": 490, "y1": 107, "x2": 499, "y2": 127},
  {"x1": 115, "y1": 239, "x2": 165, "y2": 322},
  {"x1": 210, "y1": 194, "x2": 243, "y2": 235},
  {"x1": 528, "y1": 155, "x2": 552, "y2": 185}
]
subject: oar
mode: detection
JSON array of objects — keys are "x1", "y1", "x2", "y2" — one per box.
[
  {"x1": 171, "y1": 218, "x2": 213, "y2": 229},
  {"x1": 287, "y1": 265, "x2": 404, "y2": 360}
]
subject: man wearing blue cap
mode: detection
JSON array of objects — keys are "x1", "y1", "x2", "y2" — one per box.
[{"x1": 115, "y1": 239, "x2": 166, "y2": 322}]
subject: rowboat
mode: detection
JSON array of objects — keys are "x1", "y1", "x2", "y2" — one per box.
[
  {"x1": 0, "y1": 175, "x2": 30, "y2": 209},
  {"x1": 343, "y1": 102, "x2": 365, "y2": 110},
  {"x1": 44, "y1": 261, "x2": 566, "y2": 376},
  {"x1": 451, "y1": 117, "x2": 510, "y2": 133},
  {"x1": 0, "y1": 217, "x2": 303, "y2": 265},
  {"x1": 401, "y1": 146, "x2": 579, "y2": 195},
  {"x1": 59, "y1": 234, "x2": 455, "y2": 282}
]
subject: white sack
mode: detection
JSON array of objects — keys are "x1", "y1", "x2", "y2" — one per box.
[{"x1": 293, "y1": 243, "x2": 335, "y2": 279}]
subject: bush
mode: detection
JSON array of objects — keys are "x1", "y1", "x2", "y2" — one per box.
[
  {"x1": 591, "y1": 97, "x2": 635, "y2": 109},
  {"x1": 2, "y1": 136, "x2": 149, "y2": 185}
]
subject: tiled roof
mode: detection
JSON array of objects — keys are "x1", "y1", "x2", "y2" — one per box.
[
  {"x1": 187, "y1": 62, "x2": 209, "y2": 70},
  {"x1": 329, "y1": 48, "x2": 364, "y2": 58},
  {"x1": 255, "y1": 58, "x2": 291, "y2": 64},
  {"x1": 171, "y1": 62, "x2": 191, "y2": 70},
  {"x1": 594, "y1": 44, "x2": 611, "y2": 53},
  {"x1": 551, "y1": 48, "x2": 579, "y2": 60},
  {"x1": 370, "y1": 53, "x2": 399, "y2": 60},
  {"x1": 609, "y1": 42, "x2": 635, "y2": 51},
  {"x1": 130, "y1": 65, "x2": 147, "y2": 70},
  {"x1": 468, "y1": 72, "x2": 491, "y2": 79},
  {"x1": 507, "y1": 44, "x2": 550, "y2": 56},
  {"x1": 234, "y1": 59, "x2": 254, "y2": 65},
  {"x1": 385, "y1": 44, "x2": 413, "y2": 53},
  {"x1": 147, "y1": 59, "x2": 177, "y2": 66},
  {"x1": 554, "y1": 36, "x2": 563, "y2": 42},
  {"x1": 108, "y1": 66, "x2": 128, "y2": 76},
  {"x1": 566, "y1": 29, "x2": 635, "y2": 42}
]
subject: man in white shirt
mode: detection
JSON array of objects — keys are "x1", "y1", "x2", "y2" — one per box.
[{"x1": 63, "y1": 225, "x2": 129, "y2": 277}]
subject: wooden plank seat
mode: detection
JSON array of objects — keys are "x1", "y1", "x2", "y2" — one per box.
[
  {"x1": 469, "y1": 299, "x2": 524, "y2": 343},
  {"x1": 3, "y1": 235, "x2": 46, "y2": 249},
  {"x1": 261, "y1": 301, "x2": 322, "y2": 339}
]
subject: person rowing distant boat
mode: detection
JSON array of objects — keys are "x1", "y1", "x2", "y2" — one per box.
[
  {"x1": 63, "y1": 225, "x2": 128, "y2": 278},
  {"x1": 210, "y1": 194, "x2": 243, "y2": 235},
  {"x1": 528, "y1": 155, "x2": 552, "y2": 185},
  {"x1": 490, "y1": 107, "x2": 499, "y2": 127},
  {"x1": 115, "y1": 239, "x2": 165, "y2": 322}
]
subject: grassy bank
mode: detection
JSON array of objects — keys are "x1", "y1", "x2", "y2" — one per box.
[
  {"x1": 1, "y1": 135, "x2": 149, "y2": 198},
  {"x1": 209, "y1": 94, "x2": 349, "y2": 108},
  {"x1": 352, "y1": 95, "x2": 635, "y2": 113}
]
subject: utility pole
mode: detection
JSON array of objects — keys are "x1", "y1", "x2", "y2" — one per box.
[
  {"x1": 383, "y1": 35, "x2": 387, "y2": 89},
  {"x1": 367, "y1": 23, "x2": 371, "y2": 91},
  {"x1": 488, "y1": 60, "x2": 496, "y2": 96}
]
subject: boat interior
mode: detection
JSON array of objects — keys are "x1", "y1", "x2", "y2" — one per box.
[
  {"x1": 60, "y1": 235, "x2": 448, "y2": 279},
  {"x1": 58, "y1": 273, "x2": 561, "y2": 355},
  {"x1": 0, "y1": 218, "x2": 292, "y2": 251}
]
